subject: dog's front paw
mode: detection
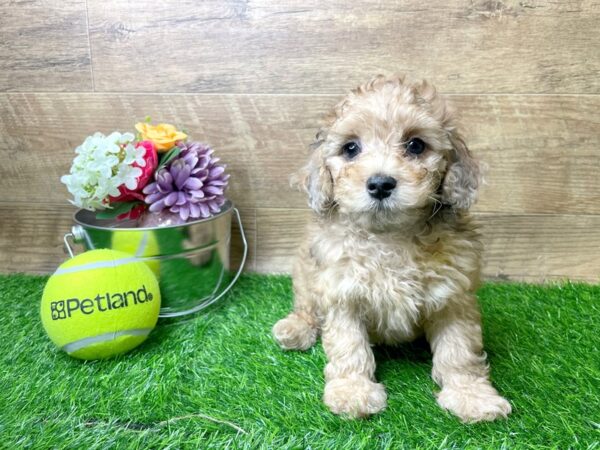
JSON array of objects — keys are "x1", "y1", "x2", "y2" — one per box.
[
  {"x1": 273, "y1": 314, "x2": 317, "y2": 351},
  {"x1": 324, "y1": 376, "x2": 387, "y2": 418},
  {"x1": 436, "y1": 382, "x2": 511, "y2": 422}
]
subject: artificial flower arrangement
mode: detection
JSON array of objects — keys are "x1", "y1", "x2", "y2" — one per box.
[{"x1": 61, "y1": 121, "x2": 229, "y2": 226}]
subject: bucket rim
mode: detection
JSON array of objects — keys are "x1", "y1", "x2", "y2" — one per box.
[{"x1": 73, "y1": 199, "x2": 234, "y2": 231}]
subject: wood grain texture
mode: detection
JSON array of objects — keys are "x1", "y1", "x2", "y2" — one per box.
[
  {"x1": 3, "y1": 204, "x2": 598, "y2": 282},
  {"x1": 0, "y1": 0, "x2": 92, "y2": 92},
  {"x1": 255, "y1": 208, "x2": 600, "y2": 282},
  {"x1": 0, "y1": 203, "x2": 257, "y2": 274},
  {"x1": 86, "y1": 0, "x2": 600, "y2": 94},
  {"x1": 0, "y1": 93, "x2": 598, "y2": 214},
  {"x1": 2, "y1": 0, "x2": 599, "y2": 281}
]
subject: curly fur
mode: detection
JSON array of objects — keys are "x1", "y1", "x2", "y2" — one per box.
[{"x1": 273, "y1": 75, "x2": 511, "y2": 422}]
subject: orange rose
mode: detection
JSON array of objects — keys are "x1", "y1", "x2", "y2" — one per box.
[{"x1": 135, "y1": 122, "x2": 187, "y2": 152}]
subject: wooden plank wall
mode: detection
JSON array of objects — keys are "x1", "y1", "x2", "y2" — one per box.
[{"x1": 0, "y1": 0, "x2": 599, "y2": 282}]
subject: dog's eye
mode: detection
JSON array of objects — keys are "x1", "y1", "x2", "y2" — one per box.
[
  {"x1": 342, "y1": 141, "x2": 361, "y2": 159},
  {"x1": 406, "y1": 138, "x2": 426, "y2": 155}
]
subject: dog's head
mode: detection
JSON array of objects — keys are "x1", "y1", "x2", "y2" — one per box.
[{"x1": 294, "y1": 75, "x2": 480, "y2": 227}]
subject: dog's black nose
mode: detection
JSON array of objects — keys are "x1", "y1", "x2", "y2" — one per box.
[{"x1": 367, "y1": 175, "x2": 397, "y2": 200}]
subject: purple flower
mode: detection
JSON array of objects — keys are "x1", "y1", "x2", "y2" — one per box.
[{"x1": 143, "y1": 141, "x2": 229, "y2": 221}]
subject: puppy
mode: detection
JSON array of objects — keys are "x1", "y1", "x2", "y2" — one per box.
[{"x1": 273, "y1": 75, "x2": 511, "y2": 422}]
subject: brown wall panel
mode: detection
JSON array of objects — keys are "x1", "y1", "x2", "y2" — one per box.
[
  {"x1": 0, "y1": 0, "x2": 92, "y2": 91},
  {"x1": 255, "y1": 208, "x2": 600, "y2": 282},
  {"x1": 87, "y1": 0, "x2": 600, "y2": 94},
  {"x1": 1, "y1": 93, "x2": 598, "y2": 214},
  {"x1": 4, "y1": 204, "x2": 598, "y2": 282}
]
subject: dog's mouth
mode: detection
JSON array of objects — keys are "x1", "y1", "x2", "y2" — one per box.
[
  {"x1": 368, "y1": 193, "x2": 401, "y2": 211},
  {"x1": 366, "y1": 198, "x2": 401, "y2": 220},
  {"x1": 365, "y1": 195, "x2": 437, "y2": 222},
  {"x1": 370, "y1": 199, "x2": 392, "y2": 212}
]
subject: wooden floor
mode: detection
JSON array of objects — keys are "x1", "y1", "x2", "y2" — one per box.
[{"x1": 0, "y1": 0, "x2": 598, "y2": 281}]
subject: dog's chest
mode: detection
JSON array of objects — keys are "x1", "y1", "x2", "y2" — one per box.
[{"x1": 313, "y1": 230, "x2": 440, "y2": 341}]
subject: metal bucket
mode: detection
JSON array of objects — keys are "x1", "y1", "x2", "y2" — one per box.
[{"x1": 63, "y1": 200, "x2": 247, "y2": 318}]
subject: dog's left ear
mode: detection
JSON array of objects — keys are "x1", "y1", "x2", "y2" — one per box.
[
  {"x1": 440, "y1": 132, "x2": 481, "y2": 210},
  {"x1": 413, "y1": 79, "x2": 480, "y2": 210}
]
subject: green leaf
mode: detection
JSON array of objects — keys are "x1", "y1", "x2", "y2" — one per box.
[
  {"x1": 95, "y1": 201, "x2": 140, "y2": 220},
  {"x1": 144, "y1": 115, "x2": 152, "y2": 123},
  {"x1": 158, "y1": 146, "x2": 182, "y2": 169}
]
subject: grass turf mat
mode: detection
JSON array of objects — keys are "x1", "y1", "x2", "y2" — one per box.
[{"x1": 0, "y1": 274, "x2": 598, "y2": 449}]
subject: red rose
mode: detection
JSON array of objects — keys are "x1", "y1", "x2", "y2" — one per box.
[{"x1": 110, "y1": 140, "x2": 158, "y2": 202}]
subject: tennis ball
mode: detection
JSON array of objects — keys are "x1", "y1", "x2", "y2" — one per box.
[
  {"x1": 111, "y1": 230, "x2": 160, "y2": 277},
  {"x1": 40, "y1": 249, "x2": 161, "y2": 360}
]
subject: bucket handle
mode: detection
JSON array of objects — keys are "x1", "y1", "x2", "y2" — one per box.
[
  {"x1": 63, "y1": 232, "x2": 76, "y2": 258},
  {"x1": 208, "y1": 206, "x2": 248, "y2": 305},
  {"x1": 159, "y1": 207, "x2": 248, "y2": 317},
  {"x1": 64, "y1": 223, "x2": 93, "y2": 258}
]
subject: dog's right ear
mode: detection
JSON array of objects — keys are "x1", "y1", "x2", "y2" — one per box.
[{"x1": 291, "y1": 129, "x2": 334, "y2": 215}]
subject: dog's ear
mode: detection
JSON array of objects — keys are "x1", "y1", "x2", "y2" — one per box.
[
  {"x1": 441, "y1": 132, "x2": 480, "y2": 210},
  {"x1": 291, "y1": 129, "x2": 334, "y2": 215}
]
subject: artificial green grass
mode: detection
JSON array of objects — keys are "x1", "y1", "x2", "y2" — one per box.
[{"x1": 0, "y1": 274, "x2": 598, "y2": 449}]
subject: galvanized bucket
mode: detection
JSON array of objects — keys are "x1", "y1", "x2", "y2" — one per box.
[{"x1": 63, "y1": 200, "x2": 247, "y2": 318}]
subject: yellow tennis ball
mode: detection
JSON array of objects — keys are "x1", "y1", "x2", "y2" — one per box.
[
  {"x1": 40, "y1": 249, "x2": 161, "y2": 360},
  {"x1": 111, "y1": 230, "x2": 160, "y2": 277}
]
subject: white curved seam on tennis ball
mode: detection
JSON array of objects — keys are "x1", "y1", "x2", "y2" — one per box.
[
  {"x1": 135, "y1": 232, "x2": 150, "y2": 258},
  {"x1": 62, "y1": 328, "x2": 153, "y2": 353},
  {"x1": 53, "y1": 257, "x2": 143, "y2": 276}
]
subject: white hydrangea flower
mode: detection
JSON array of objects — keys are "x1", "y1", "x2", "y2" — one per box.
[
  {"x1": 61, "y1": 131, "x2": 143, "y2": 210},
  {"x1": 115, "y1": 164, "x2": 143, "y2": 190},
  {"x1": 122, "y1": 141, "x2": 147, "y2": 167}
]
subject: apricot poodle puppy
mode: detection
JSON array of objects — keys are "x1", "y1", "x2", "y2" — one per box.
[{"x1": 273, "y1": 75, "x2": 511, "y2": 422}]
